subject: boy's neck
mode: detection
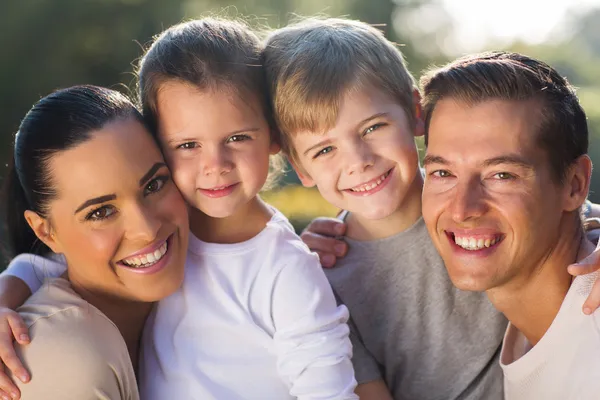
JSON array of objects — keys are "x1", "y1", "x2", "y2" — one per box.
[
  {"x1": 190, "y1": 196, "x2": 274, "y2": 244},
  {"x1": 345, "y1": 173, "x2": 423, "y2": 241},
  {"x1": 487, "y1": 220, "x2": 592, "y2": 346}
]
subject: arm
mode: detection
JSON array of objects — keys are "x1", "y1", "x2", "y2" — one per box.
[
  {"x1": 0, "y1": 254, "x2": 67, "y2": 398},
  {"x1": 272, "y1": 250, "x2": 358, "y2": 399},
  {"x1": 355, "y1": 380, "x2": 393, "y2": 400},
  {"x1": 300, "y1": 217, "x2": 348, "y2": 268}
]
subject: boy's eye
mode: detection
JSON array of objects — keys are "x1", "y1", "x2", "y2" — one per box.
[
  {"x1": 86, "y1": 205, "x2": 116, "y2": 221},
  {"x1": 313, "y1": 146, "x2": 334, "y2": 159},
  {"x1": 144, "y1": 176, "x2": 169, "y2": 196},
  {"x1": 176, "y1": 142, "x2": 198, "y2": 150},
  {"x1": 226, "y1": 134, "x2": 251, "y2": 143},
  {"x1": 363, "y1": 123, "x2": 386, "y2": 136}
]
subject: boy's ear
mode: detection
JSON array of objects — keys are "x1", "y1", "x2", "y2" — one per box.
[
  {"x1": 269, "y1": 129, "x2": 282, "y2": 155},
  {"x1": 24, "y1": 210, "x2": 62, "y2": 254},
  {"x1": 289, "y1": 159, "x2": 315, "y2": 187},
  {"x1": 413, "y1": 89, "x2": 425, "y2": 138},
  {"x1": 563, "y1": 154, "x2": 593, "y2": 212}
]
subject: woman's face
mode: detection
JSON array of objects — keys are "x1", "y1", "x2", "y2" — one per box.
[{"x1": 36, "y1": 117, "x2": 189, "y2": 303}]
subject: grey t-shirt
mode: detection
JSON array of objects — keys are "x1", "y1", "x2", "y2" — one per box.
[{"x1": 324, "y1": 216, "x2": 508, "y2": 400}]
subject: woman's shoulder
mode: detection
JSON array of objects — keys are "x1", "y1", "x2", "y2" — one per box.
[{"x1": 14, "y1": 278, "x2": 139, "y2": 399}]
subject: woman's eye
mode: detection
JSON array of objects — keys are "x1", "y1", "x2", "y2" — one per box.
[
  {"x1": 313, "y1": 146, "x2": 333, "y2": 159},
  {"x1": 86, "y1": 205, "x2": 116, "y2": 221},
  {"x1": 144, "y1": 176, "x2": 168, "y2": 195},
  {"x1": 227, "y1": 134, "x2": 250, "y2": 143},
  {"x1": 177, "y1": 142, "x2": 197, "y2": 150},
  {"x1": 364, "y1": 123, "x2": 386, "y2": 135}
]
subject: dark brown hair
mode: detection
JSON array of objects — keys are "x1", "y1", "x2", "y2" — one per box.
[{"x1": 420, "y1": 51, "x2": 588, "y2": 182}]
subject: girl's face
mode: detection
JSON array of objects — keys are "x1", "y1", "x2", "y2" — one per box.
[
  {"x1": 30, "y1": 117, "x2": 189, "y2": 303},
  {"x1": 154, "y1": 81, "x2": 279, "y2": 220}
]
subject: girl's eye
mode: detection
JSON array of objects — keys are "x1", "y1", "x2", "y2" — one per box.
[
  {"x1": 313, "y1": 146, "x2": 334, "y2": 159},
  {"x1": 176, "y1": 142, "x2": 197, "y2": 150},
  {"x1": 227, "y1": 134, "x2": 251, "y2": 143},
  {"x1": 364, "y1": 123, "x2": 386, "y2": 136},
  {"x1": 144, "y1": 176, "x2": 169, "y2": 196},
  {"x1": 86, "y1": 205, "x2": 116, "y2": 221}
]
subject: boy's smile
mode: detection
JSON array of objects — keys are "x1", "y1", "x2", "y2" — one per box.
[{"x1": 290, "y1": 85, "x2": 423, "y2": 222}]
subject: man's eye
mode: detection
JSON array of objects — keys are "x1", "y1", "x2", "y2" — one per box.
[
  {"x1": 494, "y1": 172, "x2": 515, "y2": 180},
  {"x1": 431, "y1": 170, "x2": 452, "y2": 178},
  {"x1": 177, "y1": 142, "x2": 197, "y2": 150},
  {"x1": 314, "y1": 146, "x2": 333, "y2": 159}
]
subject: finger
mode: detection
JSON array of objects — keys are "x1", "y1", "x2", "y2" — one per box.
[
  {"x1": 300, "y1": 231, "x2": 348, "y2": 256},
  {"x1": 582, "y1": 277, "x2": 600, "y2": 315},
  {"x1": 568, "y1": 260, "x2": 600, "y2": 276},
  {"x1": 303, "y1": 217, "x2": 346, "y2": 238},
  {"x1": 0, "y1": 342, "x2": 29, "y2": 384},
  {"x1": 315, "y1": 251, "x2": 337, "y2": 268},
  {"x1": 6, "y1": 317, "x2": 28, "y2": 347},
  {"x1": 0, "y1": 372, "x2": 21, "y2": 399}
]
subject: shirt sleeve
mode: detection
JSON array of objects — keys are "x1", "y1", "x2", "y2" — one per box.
[
  {"x1": 3, "y1": 253, "x2": 67, "y2": 293},
  {"x1": 271, "y1": 249, "x2": 358, "y2": 400},
  {"x1": 12, "y1": 305, "x2": 137, "y2": 400},
  {"x1": 347, "y1": 317, "x2": 383, "y2": 384}
]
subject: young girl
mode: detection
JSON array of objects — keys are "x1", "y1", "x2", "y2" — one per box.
[{"x1": 0, "y1": 18, "x2": 357, "y2": 400}]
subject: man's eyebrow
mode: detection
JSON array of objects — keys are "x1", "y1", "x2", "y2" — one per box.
[
  {"x1": 483, "y1": 155, "x2": 534, "y2": 169},
  {"x1": 422, "y1": 154, "x2": 448, "y2": 166},
  {"x1": 139, "y1": 162, "x2": 168, "y2": 186},
  {"x1": 75, "y1": 194, "x2": 117, "y2": 214}
]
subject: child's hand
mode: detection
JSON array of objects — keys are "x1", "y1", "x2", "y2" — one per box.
[
  {"x1": 301, "y1": 217, "x2": 348, "y2": 268},
  {"x1": 0, "y1": 308, "x2": 30, "y2": 400},
  {"x1": 568, "y1": 221, "x2": 600, "y2": 314}
]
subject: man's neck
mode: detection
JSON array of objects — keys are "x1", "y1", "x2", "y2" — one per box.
[
  {"x1": 346, "y1": 173, "x2": 423, "y2": 241},
  {"x1": 487, "y1": 217, "x2": 592, "y2": 346}
]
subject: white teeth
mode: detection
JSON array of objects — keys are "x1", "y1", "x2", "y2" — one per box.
[
  {"x1": 121, "y1": 241, "x2": 168, "y2": 268},
  {"x1": 350, "y1": 171, "x2": 390, "y2": 192},
  {"x1": 454, "y1": 236, "x2": 500, "y2": 251}
]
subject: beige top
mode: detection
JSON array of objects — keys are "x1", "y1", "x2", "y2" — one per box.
[{"x1": 11, "y1": 278, "x2": 139, "y2": 400}]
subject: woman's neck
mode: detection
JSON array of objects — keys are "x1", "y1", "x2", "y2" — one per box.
[
  {"x1": 189, "y1": 196, "x2": 274, "y2": 244},
  {"x1": 67, "y1": 279, "x2": 153, "y2": 372}
]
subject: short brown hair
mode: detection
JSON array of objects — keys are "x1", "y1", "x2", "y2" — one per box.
[
  {"x1": 262, "y1": 18, "x2": 417, "y2": 162},
  {"x1": 136, "y1": 18, "x2": 284, "y2": 188},
  {"x1": 420, "y1": 51, "x2": 588, "y2": 182}
]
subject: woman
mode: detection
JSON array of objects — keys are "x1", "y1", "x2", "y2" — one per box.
[{"x1": 2, "y1": 85, "x2": 189, "y2": 399}]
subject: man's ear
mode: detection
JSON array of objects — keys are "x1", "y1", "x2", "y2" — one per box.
[
  {"x1": 564, "y1": 154, "x2": 593, "y2": 212},
  {"x1": 23, "y1": 210, "x2": 62, "y2": 254},
  {"x1": 289, "y1": 159, "x2": 315, "y2": 187},
  {"x1": 413, "y1": 89, "x2": 425, "y2": 138}
]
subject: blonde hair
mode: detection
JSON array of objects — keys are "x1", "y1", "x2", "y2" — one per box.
[{"x1": 262, "y1": 17, "x2": 417, "y2": 162}]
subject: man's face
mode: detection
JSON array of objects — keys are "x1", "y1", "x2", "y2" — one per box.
[{"x1": 422, "y1": 98, "x2": 573, "y2": 292}]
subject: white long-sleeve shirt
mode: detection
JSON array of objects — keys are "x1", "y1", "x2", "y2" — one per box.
[
  {"x1": 500, "y1": 272, "x2": 600, "y2": 399},
  {"x1": 4, "y1": 209, "x2": 357, "y2": 400}
]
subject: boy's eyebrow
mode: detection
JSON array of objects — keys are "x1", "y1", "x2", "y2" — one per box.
[
  {"x1": 303, "y1": 138, "x2": 333, "y2": 156},
  {"x1": 75, "y1": 194, "x2": 117, "y2": 214},
  {"x1": 357, "y1": 112, "x2": 389, "y2": 128},
  {"x1": 139, "y1": 162, "x2": 168, "y2": 186}
]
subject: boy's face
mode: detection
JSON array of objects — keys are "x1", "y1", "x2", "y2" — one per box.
[
  {"x1": 422, "y1": 98, "x2": 580, "y2": 293},
  {"x1": 290, "y1": 86, "x2": 423, "y2": 220}
]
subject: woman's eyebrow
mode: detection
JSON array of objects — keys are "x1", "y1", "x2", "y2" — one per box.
[
  {"x1": 139, "y1": 162, "x2": 167, "y2": 186},
  {"x1": 74, "y1": 194, "x2": 117, "y2": 214}
]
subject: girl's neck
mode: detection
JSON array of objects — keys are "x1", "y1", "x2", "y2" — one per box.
[
  {"x1": 67, "y1": 278, "x2": 153, "y2": 372},
  {"x1": 190, "y1": 196, "x2": 274, "y2": 244}
]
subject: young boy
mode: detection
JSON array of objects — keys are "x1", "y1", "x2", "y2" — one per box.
[{"x1": 262, "y1": 18, "x2": 507, "y2": 399}]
